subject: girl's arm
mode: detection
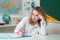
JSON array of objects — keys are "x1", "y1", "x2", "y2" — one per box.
[
  {"x1": 40, "y1": 20, "x2": 47, "y2": 35},
  {"x1": 38, "y1": 15, "x2": 47, "y2": 35},
  {"x1": 14, "y1": 17, "x2": 28, "y2": 33}
]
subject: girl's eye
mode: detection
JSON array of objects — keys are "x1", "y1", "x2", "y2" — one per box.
[{"x1": 32, "y1": 13, "x2": 38, "y2": 16}]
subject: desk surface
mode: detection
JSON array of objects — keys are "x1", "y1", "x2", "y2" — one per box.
[{"x1": 0, "y1": 33, "x2": 60, "y2": 40}]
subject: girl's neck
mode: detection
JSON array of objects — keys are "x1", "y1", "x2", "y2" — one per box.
[{"x1": 33, "y1": 21, "x2": 37, "y2": 26}]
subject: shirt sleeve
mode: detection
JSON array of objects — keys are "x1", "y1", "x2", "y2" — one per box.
[
  {"x1": 14, "y1": 17, "x2": 28, "y2": 33},
  {"x1": 40, "y1": 20, "x2": 47, "y2": 35}
]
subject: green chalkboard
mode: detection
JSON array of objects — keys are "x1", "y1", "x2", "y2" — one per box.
[{"x1": 40, "y1": 0, "x2": 60, "y2": 21}]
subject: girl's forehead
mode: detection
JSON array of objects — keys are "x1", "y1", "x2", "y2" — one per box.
[{"x1": 32, "y1": 10, "x2": 39, "y2": 14}]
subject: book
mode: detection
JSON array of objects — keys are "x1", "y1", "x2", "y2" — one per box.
[{"x1": 8, "y1": 33, "x2": 31, "y2": 39}]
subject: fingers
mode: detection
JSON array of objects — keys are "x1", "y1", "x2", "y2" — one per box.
[
  {"x1": 17, "y1": 29, "x2": 25, "y2": 36},
  {"x1": 39, "y1": 15, "x2": 44, "y2": 21}
]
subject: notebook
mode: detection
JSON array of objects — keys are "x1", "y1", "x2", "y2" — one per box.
[{"x1": 8, "y1": 33, "x2": 31, "y2": 39}]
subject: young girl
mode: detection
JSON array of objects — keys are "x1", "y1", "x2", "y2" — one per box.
[{"x1": 14, "y1": 6, "x2": 47, "y2": 36}]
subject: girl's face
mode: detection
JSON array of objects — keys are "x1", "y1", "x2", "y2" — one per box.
[{"x1": 31, "y1": 10, "x2": 40, "y2": 23}]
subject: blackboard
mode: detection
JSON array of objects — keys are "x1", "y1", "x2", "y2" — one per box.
[{"x1": 40, "y1": 0, "x2": 60, "y2": 21}]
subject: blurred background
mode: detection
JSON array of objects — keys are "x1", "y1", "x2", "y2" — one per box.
[{"x1": 0, "y1": 0, "x2": 60, "y2": 34}]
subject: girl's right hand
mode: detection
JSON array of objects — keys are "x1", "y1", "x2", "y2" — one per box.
[{"x1": 17, "y1": 29, "x2": 25, "y2": 36}]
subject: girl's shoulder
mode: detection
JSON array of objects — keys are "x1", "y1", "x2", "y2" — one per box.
[
  {"x1": 21, "y1": 16, "x2": 30, "y2": 23},
  {"x1": 22, "y1": 16, "x2": 29, "y2": 20}
]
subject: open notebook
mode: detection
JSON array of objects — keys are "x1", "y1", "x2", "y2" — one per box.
[{"x1": 8, "y1": 33, "x2": 31, "y2": 39}]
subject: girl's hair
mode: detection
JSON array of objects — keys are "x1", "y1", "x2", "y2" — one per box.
[{"x1": 29, "y1": 6, "x2": 47, "y2": 27}]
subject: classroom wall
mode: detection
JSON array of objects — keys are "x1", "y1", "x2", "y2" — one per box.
[
  {"x1": 40, "y1": 0, "x2": 60, "y2": 21},
  {"x1": 0, "y1": 0, "x2": 40, "y2": 23}
]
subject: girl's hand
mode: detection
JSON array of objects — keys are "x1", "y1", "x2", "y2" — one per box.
[
  {"x1": 17, "y1": 29, "x2": 25, "y2": 36},
  {"x1": 38, "y1": 15, "x2": 44, "y2": 21}
]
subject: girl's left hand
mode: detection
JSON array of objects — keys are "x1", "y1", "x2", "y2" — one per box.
[{"x1": 38, "y1": 15, "x2": 44, "y2": 21}]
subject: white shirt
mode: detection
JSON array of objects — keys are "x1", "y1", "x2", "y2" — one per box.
[{"x1": 14, "y1": 16, "x2": 46, "y2": 35}]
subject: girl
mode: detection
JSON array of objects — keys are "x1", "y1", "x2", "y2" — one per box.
[{"x1": 14, "y1": 6, "x2": 47, "y2": 36}]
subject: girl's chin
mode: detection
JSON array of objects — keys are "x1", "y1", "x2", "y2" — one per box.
[{"x1": 32, "y1": 20, "x2": 37, "y2": 23}]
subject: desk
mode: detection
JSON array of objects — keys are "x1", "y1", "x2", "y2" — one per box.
[{"x1": 0, "y1": 33, "x2": 60, "y2": 40}]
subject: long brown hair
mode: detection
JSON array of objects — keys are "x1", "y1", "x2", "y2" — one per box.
[{"x1": 29, "y1": 6, "x2": 47, "y2": 27}]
